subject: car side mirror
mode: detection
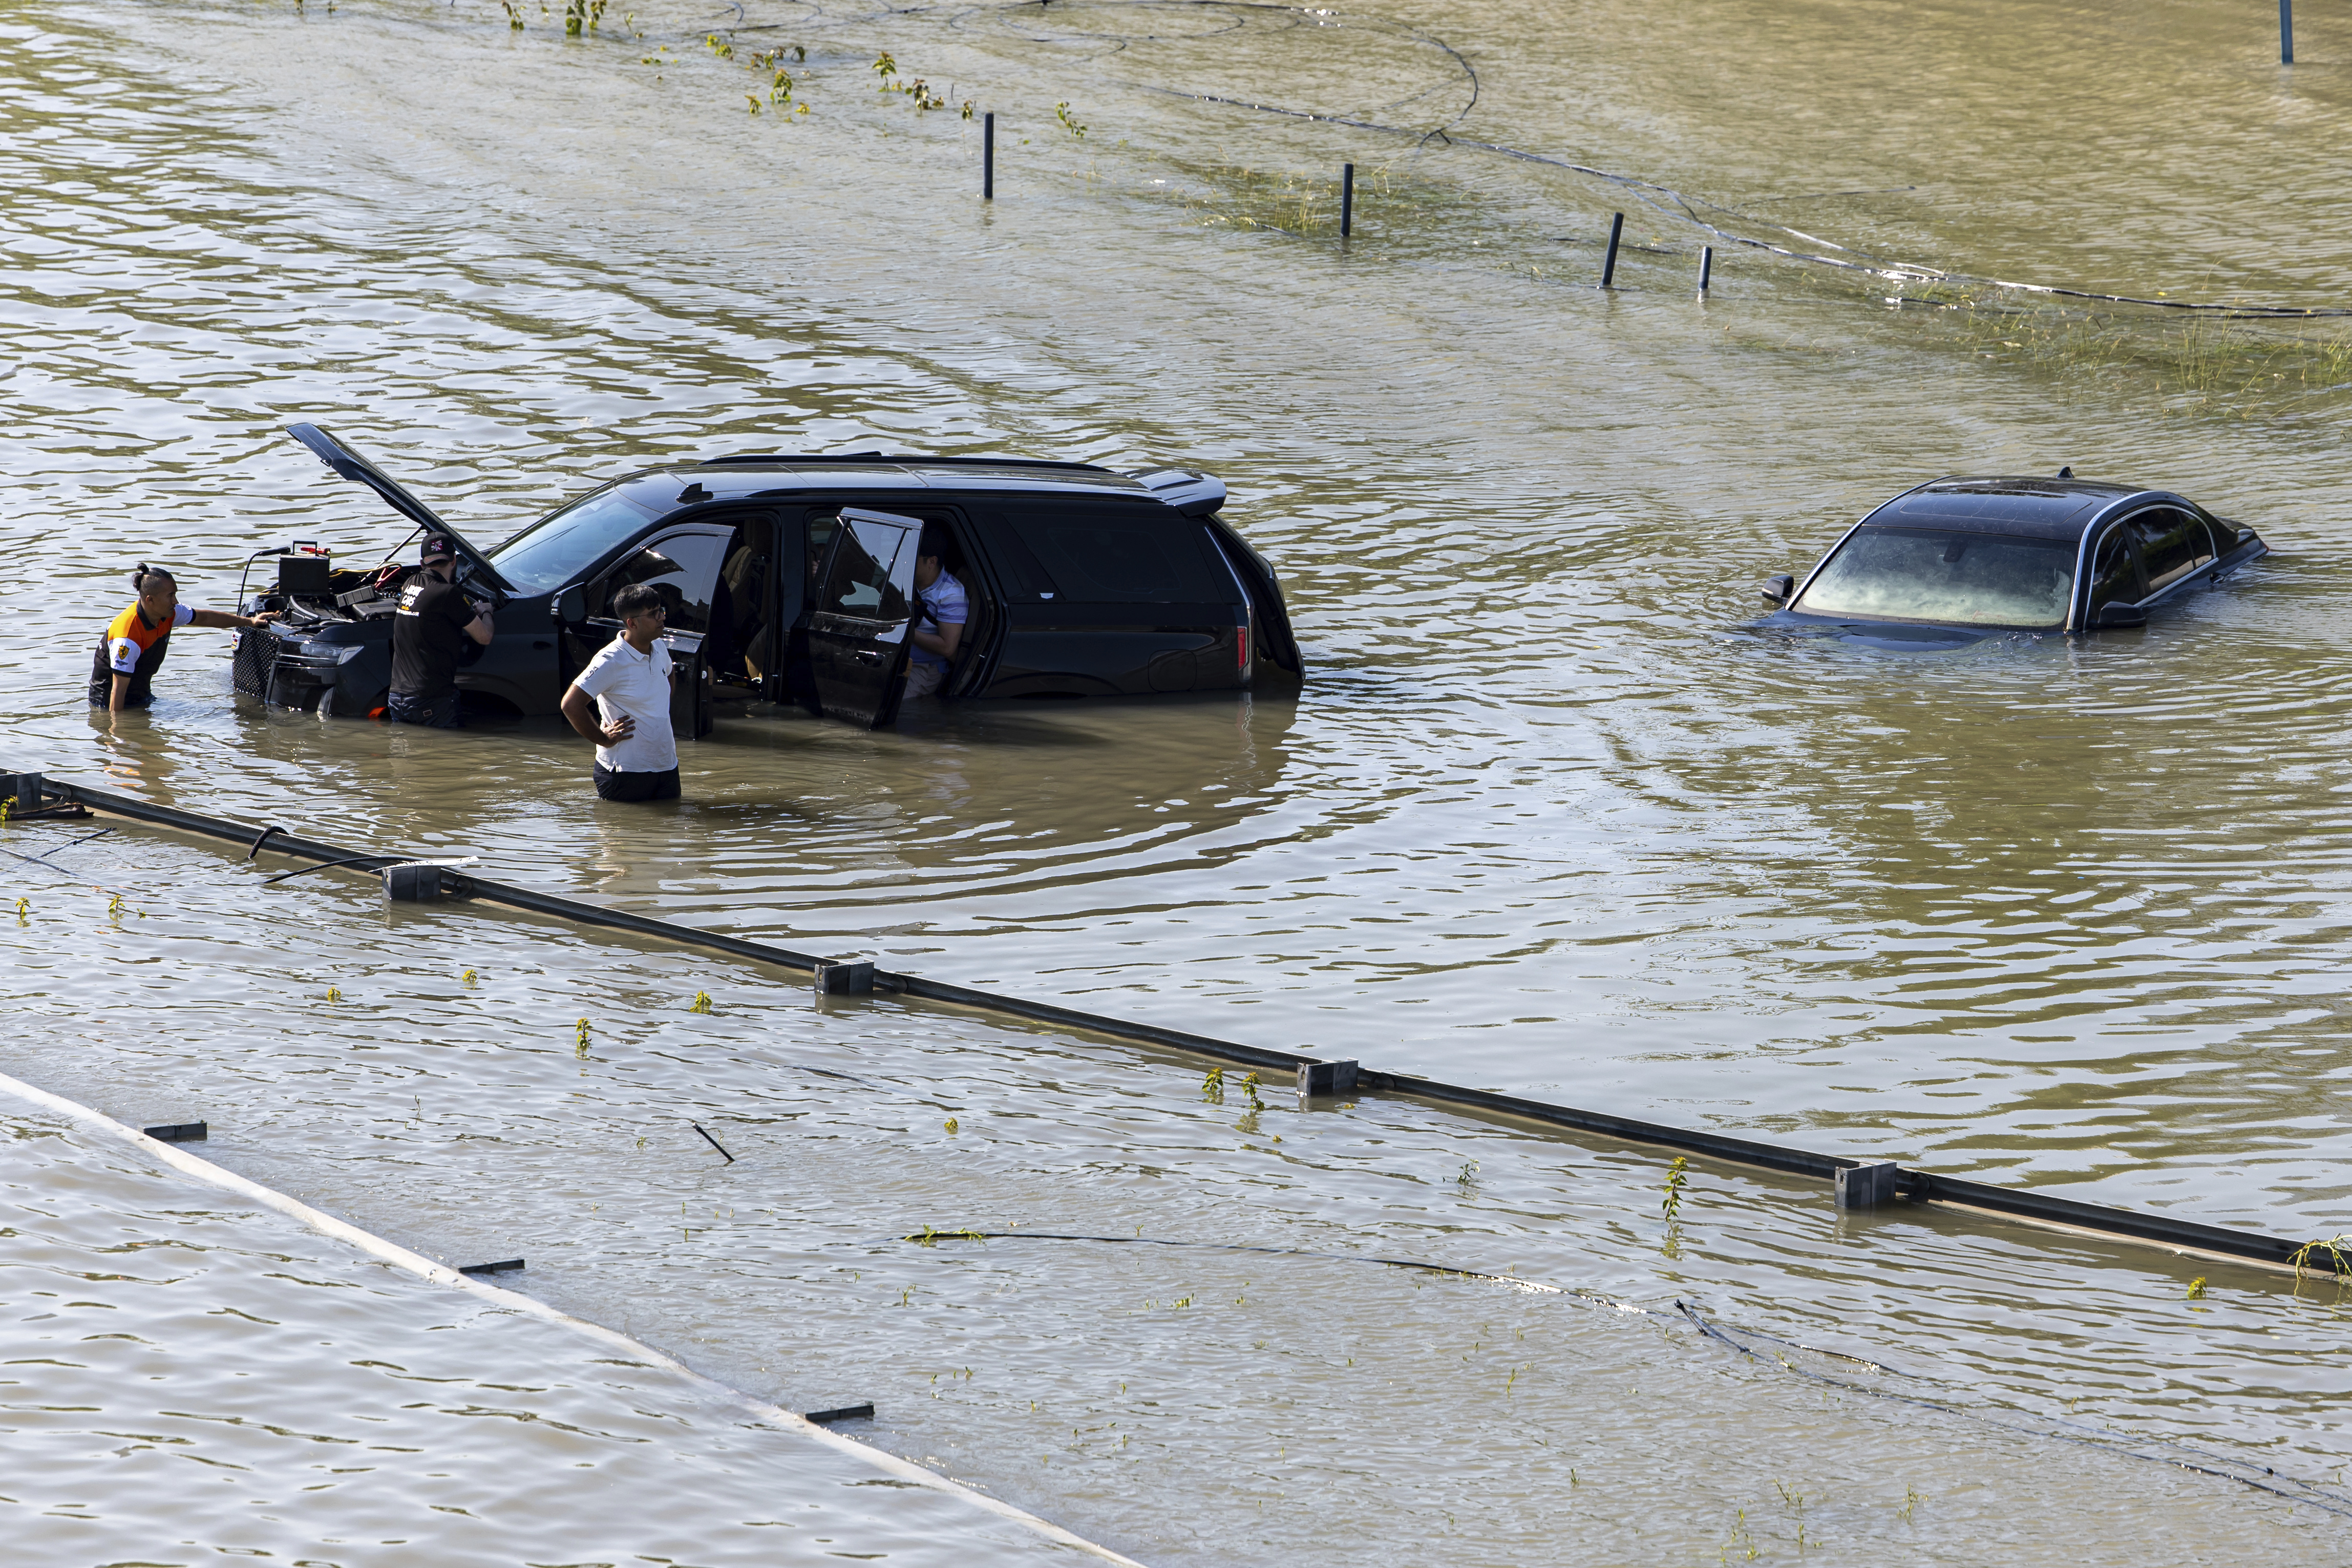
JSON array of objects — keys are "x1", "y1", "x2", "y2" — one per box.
[
  {"x1": 554, "y1": 585, "x2": 586, "y2": 625},
  {"x1": 1760, "y1": 574, "x2": 1794, "y2": 605},
  {"x1": 2094, "y1": 601, "x2": 2148, "y2": 628}
]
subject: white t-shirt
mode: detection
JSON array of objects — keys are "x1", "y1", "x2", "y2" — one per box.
[
  {"x1": 573, "y1": 634, "x2": 677, "y2": 773},
  {"x1": 913, "y1": 570, "x2": 968, "y2": 670}
]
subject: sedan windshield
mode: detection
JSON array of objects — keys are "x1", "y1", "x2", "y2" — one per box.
[
  {"x1": 1793, "y1": 527, "x2": 2075, "y2": 628},
  {"x1": 488, "y1": 489, "x2": 657, "y2": 594}
]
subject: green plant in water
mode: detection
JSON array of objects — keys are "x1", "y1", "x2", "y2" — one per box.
[
  {"x1": 745, "y1": 94, "x2": 761, "y2": 115},
  {"x1": 1899, "y1": 1485, "x2": 1919, "y2": 1523},
  {"x1": 500, "y1": 0, "x2": 524, "y2": 29},
  {"x1": 1242, "y1": 1071, "x2": 1263, "y2": 1110},
  {"x1": 13, "y1": 896, "x2": 26, "y2": 923},
  {"x1": 944, "y1": 1116, "x2": 959, "y2": 1134},
  {"x1": 706, "y1": 33, "x2": 733, "y2": 60},
  {"x1": 1662, "y1": 1155, "x2": 1690, "y2": 1221},
  {"x1": 2186, "y1": 1275, "x2": 2207, "y2": 1300},
  {"x1": 106, "y1": 892, "x2": 123, "y2": 921},
  {"x1": 2291, "y1": 1235, "x2": 2352, "y2": 1283},
  {"x1": 1201, "y1": 1066, "x2": 1224, "y2": 1104},
  {"x1": 961, "y1": 99, "x2": 975, "y2": 120},
  {"x1": 1054, "y1": 100, "x2": 1087, "y2": 138},
  {"x1": 872, "y1": 50, "x2": 896, "y2": 83},
  {"x1": 326, "y1": 985, "x2": 343, "y2": 1003},
  {"x1": 0, "y1": 795, "x2": 13, "y2": 827},
  {"x1": 562, "y1": 0, "x2": 604, "y2": 35},
  {"x1": 689, "y1": 990, "x2": 712, "y2": 1013},
  {"x1": 575, "y1": 1016, "x2": 591, "y2": 1056},
  {"x1": 461, "y1": 968, "x2": 477, "y2": 986}
]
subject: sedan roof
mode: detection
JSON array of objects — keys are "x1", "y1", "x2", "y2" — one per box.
[{"x1": 1863, "y1": 476, "x2": 2159, "y2": 542}]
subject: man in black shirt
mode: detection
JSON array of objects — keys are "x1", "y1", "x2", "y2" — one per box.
[{"x1": 388, "y1": 533, "x2": 493, "y2": 728}]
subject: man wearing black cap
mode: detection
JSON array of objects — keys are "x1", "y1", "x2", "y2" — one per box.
[{"x1": 387, "y1": 533, "x2": 494, "y2": 728}]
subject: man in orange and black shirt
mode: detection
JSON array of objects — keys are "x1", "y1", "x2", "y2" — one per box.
[{"x1": 89, "y1": 564, "x2": 278, "y2": 712}]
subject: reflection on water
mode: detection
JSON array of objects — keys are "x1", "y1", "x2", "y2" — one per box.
[{"x1": 7, "y1": 0, "x2": 2352, "y2": 1556}]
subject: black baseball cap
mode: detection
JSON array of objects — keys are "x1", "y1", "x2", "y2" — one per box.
[{"x1": 419, "y1": 533, "x2": 458, "y2": 562}]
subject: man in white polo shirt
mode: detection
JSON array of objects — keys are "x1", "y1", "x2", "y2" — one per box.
[{"x1": 559, "y1": 583, "x2": 680, "y2": 801}]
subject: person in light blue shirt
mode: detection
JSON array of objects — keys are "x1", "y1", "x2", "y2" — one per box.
[{"x1": 906, "y1": 525, "x2": 967, "y2": 700}]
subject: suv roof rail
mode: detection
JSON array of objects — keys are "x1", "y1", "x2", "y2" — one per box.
[{"x1": 693, "y1": 452, "x2": 1116, "y2": 473}]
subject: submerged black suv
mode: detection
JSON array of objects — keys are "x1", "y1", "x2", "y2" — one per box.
[{"x1": 237, "y1": 426, "x2": 1302, "y2": 731}]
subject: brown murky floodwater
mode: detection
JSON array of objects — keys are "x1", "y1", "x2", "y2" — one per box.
[{"x1": 6, "y1": 0, "x2": 2352, "y2": 1561}]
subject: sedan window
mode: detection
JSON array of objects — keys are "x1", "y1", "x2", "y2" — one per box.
[
  {"x1": 489, "y1": 489, "x2": 657, "y2": 594},
  {"x1": 2085, "y1": 524, "x2": 2144, "y2": 613},
  {"x1": 1793, "y1": 527, "x2": 2076, "y2": 628},
  {"x1": 2128, "y1": 508, "x2": 2213, "y2": 594}
]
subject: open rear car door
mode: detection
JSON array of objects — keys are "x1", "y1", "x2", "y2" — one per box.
[{"x1": 807, "y1": 507, "x2": 921, "y2": 728}]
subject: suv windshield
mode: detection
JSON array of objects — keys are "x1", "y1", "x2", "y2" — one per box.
[
  {"x1": 488, "y1": 489, "x2": 657, "y2": 594},
  {"x1": 1793, "y1": 526, "x2": 2075, "y2": 628}
]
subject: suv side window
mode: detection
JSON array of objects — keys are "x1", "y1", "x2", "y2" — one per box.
[
  {"x1": 599, "y1": 528, "x2": 730, "y2": 633},
  {"x1": 2128, "y1": 508, "x2": 2210, "y2": 595},
  {"x1": 991, "y1": 504, "x2": 1226, "y2": 604}
]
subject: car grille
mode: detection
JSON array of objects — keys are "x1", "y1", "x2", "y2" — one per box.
[{"x1": 232, "y1": 629, "x2": 279, "y2": 700}]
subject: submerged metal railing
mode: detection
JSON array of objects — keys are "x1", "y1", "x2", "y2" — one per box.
[{"x1": 7, "y1": 768, "x2": 2330, "y2": 1277}]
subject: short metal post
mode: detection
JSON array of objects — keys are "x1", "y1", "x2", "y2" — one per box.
[
  {"x1": 1600, "y1": 211, "x2": 1624, "y2": 288},
  {"x1": 1340, "y1": 162, "x2": 1353, "y2": 239},
  {"x1": 1295, "y1": 1058, "x2": 1360, "y2": 1108},
  {"x1": 814, "y1": 960, "x2": 876, "y2": 997},
  {"x1": 983, "y1": 112, "x2": 995, "y2": 200},
  {"x1": 1834, "y1": 1160, "x2": 1900, "y2": 1210},
  {"x1": 2281, "y1": 0, "x2": 2294, "y2": 63},
  {"x1": 1698, "y1": 244, "x2": 1713, "y2": 295}
]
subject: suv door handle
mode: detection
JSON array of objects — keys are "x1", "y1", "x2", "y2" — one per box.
[{"x1": 854, "y1": 648, "x2": 885, "y2": 665}]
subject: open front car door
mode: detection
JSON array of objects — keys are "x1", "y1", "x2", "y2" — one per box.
[{"x1": 807, "y1": 507, "x2": 921, "y2": 728}]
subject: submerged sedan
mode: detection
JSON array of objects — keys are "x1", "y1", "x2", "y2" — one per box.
[
  {"x1": 1756, "y1": 475, "x2": 2266, "y2": 646},
  {"x1": 238, "y1": 426, "x2": 1302, "y2": 732}
]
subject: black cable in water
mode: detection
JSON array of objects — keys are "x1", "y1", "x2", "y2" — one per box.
[
  {"x1": 693, "y1": 1122, "x2": 735, "y2": 1163},
  {"x1": 898, "y1": 1227, "x2": 2352, "y2": 1517},
  {"x1": 260, "y1": 855, "x2": 400, "y2": 884}
]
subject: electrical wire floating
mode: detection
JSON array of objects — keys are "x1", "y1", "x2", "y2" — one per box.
[{"x1": 902, "y1": 1227, "x2": 2352, "y2": 1519}]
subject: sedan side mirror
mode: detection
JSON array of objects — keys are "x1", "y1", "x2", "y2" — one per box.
[
  {"x1": 2094, "y1": 601, "x2": 2148, "y2": 628},
  {"x1": 554, "y1": 585, "x2": 587, "y2": 625},
  {"x1": 1760, "y1": 574, "x2": 1794, "y2": 605}
]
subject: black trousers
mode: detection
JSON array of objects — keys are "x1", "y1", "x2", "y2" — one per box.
[{"x1": 593, "y1": 763, "x2": 681, "y2": 802}]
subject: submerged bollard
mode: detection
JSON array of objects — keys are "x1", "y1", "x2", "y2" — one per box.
[
  {"x1": 804, "y1": 1403, "x2": 875, "y2": 1424},
  {"x1": 1340, "y1": 162, "x2": 1354, "y2": 239},
  {"x1": 1698, "y1": 244, "x2": 1713, "y2": 296},
  {"x1": 1834, "y1": 1160, "x2": 1900, "y2": 1210},
  {"x1": 1600, "y1": 211, "x2": 1624, "y2": 288},
  {"x1": 983, "y1": 111, "x2": 995, "y2": 200},
  {"x1": 814, "y1": 960, "x2": 876, "y2": 997},
  {"x1": 2281, "y1": 0, "x2": 2294, "y2": 63},
  {"x1": 1295, "y1": 1058, "x2": 1359, "y2": 1107}
]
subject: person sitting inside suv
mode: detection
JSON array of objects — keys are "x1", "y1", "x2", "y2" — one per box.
[{"x1": 906, "y1": 525, "x2": 967, "y2": 700}]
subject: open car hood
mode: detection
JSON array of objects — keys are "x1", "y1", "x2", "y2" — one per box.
[{"x1": 283, "y1": 423, "x2": 513, "y2": 593}]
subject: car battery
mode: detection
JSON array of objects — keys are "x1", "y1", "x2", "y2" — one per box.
[{"x1": 277, "y1": 552, "x2": 332, "y2": 595}]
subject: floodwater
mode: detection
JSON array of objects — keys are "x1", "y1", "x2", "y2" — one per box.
[{"x1": 5, "y1": 0, "x2": 2352, "y2": 1560}]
